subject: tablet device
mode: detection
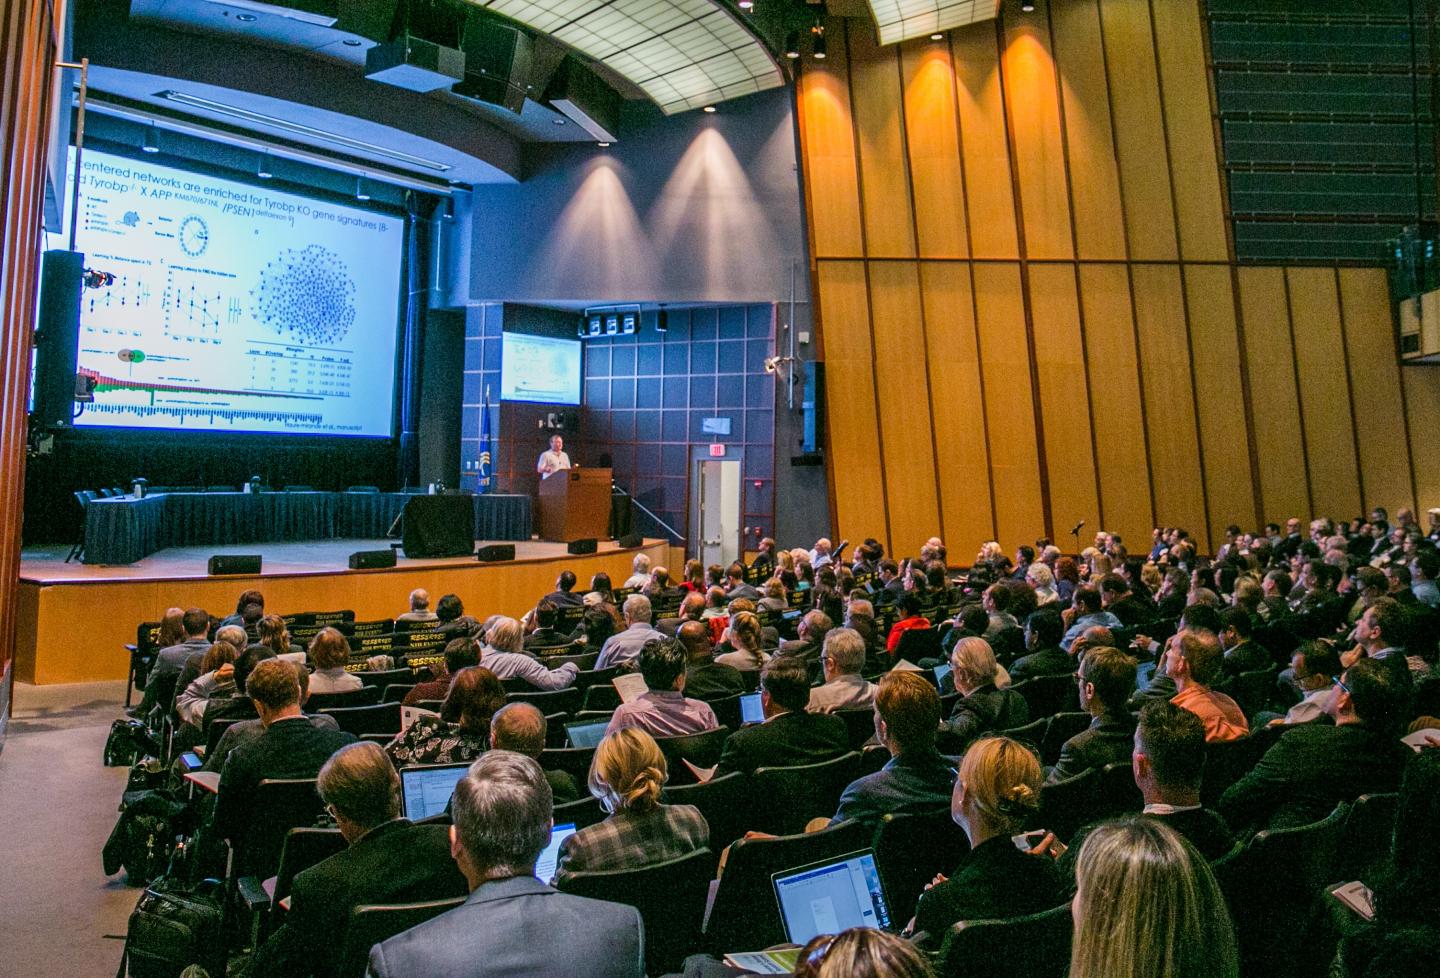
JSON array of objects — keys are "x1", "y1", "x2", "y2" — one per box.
[
  {"x1": 740, "y1": 692, "x2": 764, "y2": 725},
  {"x1": 565, "y1": 718, "x2": 610, "y2": 749}
]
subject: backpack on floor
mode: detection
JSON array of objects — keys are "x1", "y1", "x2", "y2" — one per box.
[
  {"x1": 118, "y1": 877, "x2": 226, "y2": 978},
  {"x1": 102, "y1": 789, "x2": 189, "y2": 885},
  {"x1": 105, "y1": 719, "x2": 158, "y2": 767}
]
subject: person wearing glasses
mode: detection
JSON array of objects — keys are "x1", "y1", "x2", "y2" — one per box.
[
  {"x1": 1219, "y1": 657, "x2": 1411, "y2": 833},
  {"x1": 1045, "y1": 646, "x2": 1138, "y2": 785}
]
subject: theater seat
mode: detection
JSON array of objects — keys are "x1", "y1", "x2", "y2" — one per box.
[
  {"x1": 751, "y1": 751, "x2": 863, "y2": 835},
  {"x1": 931, "y1": 903, "x2": 1073, "y2": 978},
  {"x1": 339, "y1": 897, "x2": 466, "y2": 978},
  {"x1": 873, "y1": 809, "x2": 970, "y2": 925}
]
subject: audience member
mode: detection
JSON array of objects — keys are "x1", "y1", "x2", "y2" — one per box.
[
  {"x1": 403, "y1": 637, "x2": 480, "y2": 706},
  {"x1": 435, "y1": 594, "x2": 483, "y2": 640},
  {"x1": 792, "y1": 929, "x2": 935, "y2": 978},
  {"x1": 714, "y1": 610, "x2": 770, "y2": 672},
  {"x1": 1060, "y1": 588, "x2": 1121, "y2": 652},
  {"x1": 807, "y1": 627, "x2": 878, "y2": 714},
  {"x1": 940, "y1": 637, "x2": 1027, "y2": 752},
  {"x1": 596, "y1": 595, "x2": 666, "y2": 670},
  {"x1": 1008, "y1": 608, "x2": 1070, "y2": 682},
  {"x1": 886, "y1": 592, "x2": 931, "y2": 655},
  {"x1": 1046, "y1": 646, "x2": 1137, "y2": 784},
  {"x1": 481, "y1": 618, "x2": 578, "y2": 690},
  {"x1": 202, "y1": 660, "x2": 337, "y2": 773},
  {"x1": 174, "y1": 640, "x2": 240, "y2": 728},
  {"x1": 725, "y1": 562, "x2": 761, "y2": 601},
  {"x1": 778, "y1": 609, "x2": 833, "y2": 677},
  {"x1": 387, "y1": 667, "x2": 506, "y2": 766},
  {"x1": 1166, "y1": 628, "x2": 1248, "y2": 742},
  {"x1": 524, "y1": 599, "x2": 577, "y2": 651},
  {"x1": 544, "y1": 570, "x2": 584, "y2": 608},
  {"x1": 1218, "y1": 607, "x2": 1269, "y2": 678},
  {"x1": 622, "y1": 553, "x2": 651, "y2": 590},
  {"x1": 1263, "y1": 640, "x2": 1339, "y2": 726},
  {"x1": 676, "y1": 620, "x2": 744, "y2": 701},
  {"x1": 133, "y1": 607, "x2": 211, "y2": 714},
  {"x1": 490, "y1": 702, "x2": 578, "y2": 804},
  {"x1": 307, "y1": 627, "x2": 363, "y2": 694},
  {"x1": 657, "y1": 591, "x2": 705, "y2": 638},
  {"x1": 396, "y1": 589, "x2": 438, "y2": 623},
  {"x1": 713, "y1": 656, "x2": 848, "y2": 778},
  {"x1": 218, "y1": 590, "x2": 263, "y2": 630},
  {"x1": 605, "y1": 637, "x2": 718, "y2": 738}
]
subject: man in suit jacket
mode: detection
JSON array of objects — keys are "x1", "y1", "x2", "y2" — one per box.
[
  {"x1": 657, "y1": 592, "x2": 705, "y2": 638},
  {"x1": 211, "y1": 659, "x2": 357, "y2": 844},
  {"x1": 724, "y1": 562, "x2": 762, "y2": 602},
  {"x1": 544, "y1": 570, "x2": 585, "y2": 608},
  {"x1": 251, "y1": 742, "x2": 467, "y2": 978},
  {"x1": 1046, "y1": 646, "x2": 1137, "y2": 784},
  {"x1": 777, "y1": 610, "x2": 834, "y2": 682},
  {"x1": 203, "y1": 661, "x2": 336, "y2": 773},
  {"x1": 1218, "y1": 608, "x2": 1270, "y2": 679},
  {"x1": 490, "y1": 702, "x2": 578, "y2": 804},
  {"x1": 132, "y1": 607, "x2": 212, "y2": 715},
  {"x1": 366, "y1": 752, "x2": 644, "y2": 978},
  {"x1": 713, "y1": 656, "x2": 848, "y2": 778},
  {"x1": 807, "y1": 627, "x2": 878, "y2": 714},
  {"x1": 677, "y1": 621, "x2": 745, "y2": 702},
  {"x1": 1008, "y1": 607, "x2": 1071, "y2": 684},
  {"x1": 1219, "y1": 657, "x2": 1410, "y2": 832}
]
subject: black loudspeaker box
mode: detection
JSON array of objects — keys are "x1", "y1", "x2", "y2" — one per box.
[
  {"x1": 567, "y1": 538, "x2": 598, "y2": 555},
  {"x1": 349, "y1": 549, "x2": 397, "y2": 570},
  {"x1": 618, "y1": 532, "x2": 643, "y2": 549},
  {"x1": 33, "y1": 250, "x2": 84, "y2": 428},
  {"x1": 476, "y1": 544, "x2": 516, "y2": 562},
  {"x1": 208, "y1": 554, "x2": 262, "y2": 576}
]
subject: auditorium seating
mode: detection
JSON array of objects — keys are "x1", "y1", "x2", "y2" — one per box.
[
  {"x1": 751, "y1": 751, "x2": 863, "y2": 834},
  {"x1": 872, "y1": 809, "x2": 970, "y2": 925},
  {"x1": 339, "y1": 897, "x2": 466, "y2": 978},
  {"x1": 932, "y1": 903, "x2": 1073, "y2": 978}
]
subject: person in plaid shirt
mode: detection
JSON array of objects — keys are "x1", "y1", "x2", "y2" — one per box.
[{"x1": 551, "y1": 727, "x2": 708, "y2": 884}]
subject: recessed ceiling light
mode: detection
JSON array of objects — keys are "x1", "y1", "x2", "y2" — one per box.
[
  {"x1": 597, "y1": 141, "x2": 611, "y2": 148},
  {"x1": 342, "y1": 38, "x2": 363, "y2": 47},
  {"x1": 553, "y1": 118, "x2": 567, "y2": 125},
  {"x1": 702, "y1": 105, "x2": 716, "y2": 113},
  {"x1": 930, "y1": 32, "x2": 944, "y2": 40},
  {"x1": 235, "y1": 13, "x2": 257, "y2": 22},
  {"x1": 738, "y1": 0, "x2": 753, "y2": 8}
]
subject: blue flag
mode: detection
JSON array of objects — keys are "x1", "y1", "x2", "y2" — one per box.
[{"x1": 478, "y1": 385, "x2": 493, "y2": 494}]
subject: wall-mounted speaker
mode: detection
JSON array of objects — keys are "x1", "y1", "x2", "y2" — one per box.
[
  {"x1": 476, "y1": 544, "x2": 516, "y2": 562},
  {"x1": 349, "y1": 549, "x2": 398, "y2": 569},
  {"x1": 617, "y1": 532, "x2": 643, "y2": 549},
  {"x1": 208, "y1": 554, "x2": 262, "y2": 575},
  {"x1": 32, "y1": 250, "x2": 85, "y2": 428},
  {"x1": 566, "y1": 538, "x2": 597, "y2": 555}
]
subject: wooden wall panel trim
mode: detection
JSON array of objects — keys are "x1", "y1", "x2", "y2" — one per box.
[
  {"x1": 1000, "y1": 0, "x2": 1075, "y2": 260},
  {"x1": 919, "y1": 261, "x2": 996, "y2": 549},
  {"x1": 846, "y1": 24, "x2": 918, "y2": 259},
  {"x1": 1027, "y1": 263, "x2": 1100, "y2": 538},
  {"x1": 950, "y1": 20, "x2": 1020, "y2": 260},
  {"x1": 1097, "y1": 0, "x2": 1179, "y2": 261},
  {"x1": 1149, "y1": 0, "x2": 1230, "y2": 262},
  {"x1": 816, "y1": 260, "x2": 891, "y2": 548},
  {"x1": 972, "y1": 263, "x2": 1045, "y2": 550},
  {"x1": 1285, "y1": 268, "x2": 1363, "y2": 518},
  {"x1": 1338, "y1": 268, "x2": 1417, "y2": 514},
  {"x1": 1183, "y1": 265, "x2": 1259, "y2": 543},
  {"x1": 868, "y1": 261, "x2": 942, "y2": 554},
  {"x1": 1077, "y1": 263, "x2": 1153, "y2": 545},
  {"x1": 1131, "y1": 263, "x2": 1209, "y2": 548},
  {"x1": 1237, "y1": 266, "x2": 1310, "y2": 522},
  {"x1": 795, "y1": 29, "x2": 865, "y2": 260},
  {"x1": 899, "y1": 41, "x2": 970, "y2": 259},
  {"x1": 1401, "y1": 366, "x2": 1440, "y2": 516}
]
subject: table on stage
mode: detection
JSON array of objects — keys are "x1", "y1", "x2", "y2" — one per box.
[{"x1": 81, "y1": 491, "x2": 532, "y2": 565}]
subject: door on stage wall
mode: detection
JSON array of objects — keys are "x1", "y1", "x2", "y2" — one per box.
[{"x1": 692, "y1": 459, "x2": 741, "y2": 569}]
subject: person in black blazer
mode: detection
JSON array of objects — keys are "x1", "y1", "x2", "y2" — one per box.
[
  {"x1": 490, "y1": 702, "x2": 580, "y2": 804},
  {"x1": 1007, "y1": 608, "x2": 1071, "y2": 683},
  {"x1": 211, "y1": 659, "x2": 356, "y2": 844},
  {"x1": 1046, "y1": 647, "x2": 1137, "y2": 784},
  {"x1": 1218, "y1": 608, "x2": 1270, "y2": 679},
  {"x1": 249, "y1": 742, "x2": 468, "y2": 978},
  {"x1": 1219, "y1": 657, "x2": 1410, "y2": 832},
  {"x1": 712, "y1": 656, "x2": 849, "y2": 778},
  {"x1": 678, "y1": 621, "x2": 745, "y2": 702},
  {"x1": 940, "y1": 637, "x2": 1028, "y2": 753},
  {"x1": 544, "y1": 571, "x2": 585, "y2": 609}
]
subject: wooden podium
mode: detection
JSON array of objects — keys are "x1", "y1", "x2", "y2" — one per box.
[{"x1": 538, "y1": 467, "x2": 612, "y2": 542}]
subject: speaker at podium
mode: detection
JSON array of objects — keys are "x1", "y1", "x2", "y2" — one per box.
[{"x1": 538, "y1": 467, "x2": 611, "y2": 543}]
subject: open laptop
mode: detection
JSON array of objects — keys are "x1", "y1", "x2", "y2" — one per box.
[
  {"x1": 932, "y1": 662, "x2": 951, "y2": 688},
  {"x1": 535, "y1": 822, "x2": 578, "y2": 883},
  {"x1": 739, "y1": 691, "x2": 764, "y2": 725},
  {"x1": 399, "y1": 763, "x2": 469, "y2": 820},
  {"x1": 564, "y1": 718, "x2": 610, "y2": 749},
  {"x1": 772, "y1": 849, "x2": 892, "y2": 945}
]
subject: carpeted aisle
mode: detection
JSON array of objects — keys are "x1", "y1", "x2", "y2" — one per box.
[{"x1": 0, "y1": 681, "x2": 138, "y2": 977}]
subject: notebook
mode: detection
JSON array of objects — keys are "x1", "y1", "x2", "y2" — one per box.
[
  {"x1": 565, "y1": 718, "x2": 610, "y2": 749},
  {"x1": 399, "y1": 763, "x2": 468, "y2": 820},
  {"x1": 771, "y1": 849, "x2": 891, "y2": 946},
  {"x1": 740, "y1": 691, "x2": 765, "y2": 725},
  {"x1": 535, "y1": 822, "x2": 578, "y2": 883}
]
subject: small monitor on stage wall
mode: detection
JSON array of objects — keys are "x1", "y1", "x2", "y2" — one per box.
[{"x1": 500, "y1": 332, "x2": 581, "y2": 405}]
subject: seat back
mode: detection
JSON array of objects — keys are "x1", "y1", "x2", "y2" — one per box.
[
  {"x1": 704, "y1": 818, "x2": 872, "y2": 954},
  {"x1": 306, "y1": 687, "x2": 382, "y2": 712},
  {"x1": 834, "y1": 708, "x2": 878, "y2": 749},
  {"x1": 1232, "y1": 667, "x2": 1278, "y2": 718},
  {"x1": 581, "y1": 683, "x2": 622, "y2": 712},
  {"x1": 661, "y1": 771, "x2": 750, "y2": 850},
  {"x1": 1038, "y1": 768, "x2": 1098, "y2": 842},
  {"x1": 205, "y1": 717, "x2": 242, "y2": 759},
  {"x1": 557, "y1": 847, "x2": 718, "y2": 976},
  {"x1": 382, "y1": 684, "x2": 416, "y2": 704},
  {"x1": 271, "y1": 827, "x2": 345, "y2": 909},
  {"x1": 540, "y1": 745, "x2": 598, "y2": 786},
  {"x1": 751, "y1": 751, "x2": 864, "y2": 835},
  {"x1": 1200, "y1": 734, "x2": 1266, "y2": 809},
  {"x1": 340, "y1": 897, "x2": 465, "y2": 978},
  {"x1": 573, "y1": 666, "x2": 620, "y2": 691},
  {"x1": 1334, "y1": 792, "x2": 1399, "y2": 884},
  {"x1": 933, "y1": 903, "x2": 1074, "y2": 978},
  {"x1": 707, "y1": 693, "x2": 744, "y2": 732},
  {"x1": 505, "y1": 686, "x2": 582, "y2": 717},
  {"x1": 873, "y1": 809, "x2": 971, "y2": 924},
  {"x1": 894, "y1": 627, "x2": 942, "y2": 663},
  {"x1": 541, "y1": 649, "x2": 599, "y2": 670},
  {"x1": 1039, "y1": 712, "x2": 1091, "y2": 767},
  {"x1": 654, "y1": 726, "x2": 732, "y2": 782},
  {"x1": 1001, "y1": 716, "x2": 1050, "y2": 754},
  {"x1": 552, "y1": 793, "x2": 607, "y2": 829},
  {"x1": 1094, "y1": 761, "x2": 1144, "y2": 822},
  {"x1": 358, "y1": 667, "x2": 415, "y2": 691},
  {"x1": 319, "y1": 702, "x2": 403, "y2": 736},
  {"x1": 231, "y1": 779, "x2": 324, "y2": 880},
  {"x1": 1014, "y1": 674, "x2": 1074, "y2": 720}
]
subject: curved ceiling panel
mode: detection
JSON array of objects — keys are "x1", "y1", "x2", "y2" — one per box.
[
  {"x1": 475, "y1": 0, "x2": 783, "y2": 114},
  {"x1": 866, "y1": 0, "x2": 997, "y2": 45}
]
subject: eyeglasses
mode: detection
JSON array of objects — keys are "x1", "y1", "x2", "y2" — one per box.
[{"x1": 1333, "y1": 676, "x2": 1351, "y2": 695}]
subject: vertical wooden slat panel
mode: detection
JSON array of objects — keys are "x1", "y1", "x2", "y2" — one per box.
[
  {"x1": 952, "y1": 21, "x2": 1019, "y2": 260},
  {"x1": 868, "y1": 261, "x2": 940, "y2": 555},
  {"x1": 1184, "y1": 265, "x2": 1258, "y2": 542},
  {"x1": 847, "y1": 25, "x2": 917, "y2": 259},
  {"x1": 973, "y1": 263, "x2": 1044, "y2": 549},
  {"x1": 795, "y1": 31, "x2": 864, "y2": 259},
  {"x1": 1402, "y1": 366, "x2": 1440, "y2": 515},
  {"x1": 1051, "y1": 0, "x2": 1127, "y2": 260},
  {"x1": 1001, "y1": 0, "x2": 1074, "y2": 260},
  {"x1": 1238, "y1": 267, "x2": 1310, "y2": 522},
  {"x1": 919, "y1": 262, "x2": 995, "y2": 550},
  {"x1": 1286, "y1": 268, "x2": 1362, "y2": 519},
  {"x1": 816, "y1": 261, "x2": 889, "y2": 548},
  {"x1": 1028, "y1": 264, "x2": 1099, "y2": 537},
  {"x1": 1132, "y1": 264, "x2": 1208, "y2": 549},
  {"x1": 1150, "y1": 0, "x2": 1230, "y2": 262},
  {"x1": 1339, "y1": 268, "x2": 1415, "y2": 513},
  {"x1": 899, "y1": 40, "x2": 969, "y2": 258},
  {"x1": 1097, "y1": 0, "x2": 1178, "y2": 261},
  {"x1": 1078, "y1": 264, "x2": 1153, "y2": 545}
]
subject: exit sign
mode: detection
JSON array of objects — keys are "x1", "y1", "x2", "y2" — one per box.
[{"x1": 708, "y1": 443, "x2": 726, "y2": 457}]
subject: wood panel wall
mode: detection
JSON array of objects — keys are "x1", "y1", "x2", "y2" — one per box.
[
  {"x1": 1, "y1": 0, "x2": 63, "y2": 719},
  {"x1": 797, "y1": 0, "x2": 1440, "y2": 559}
]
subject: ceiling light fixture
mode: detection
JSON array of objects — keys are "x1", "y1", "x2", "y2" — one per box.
[
  {"x1": 812, "y1": 23, "x2": 827, "y2": 59},
  {"x1": 256, "y1": 151, "x2": 272, "y2": 179},
  {"x1": 930, "y1": 32, "x2": 944, "y2": 40},
  {"x1": 234, "y1": 12, "x2": 257, "y2": 22},
  {"x1": 354, "y1": 176, "x2": 371, "y2": 201},
  {"x1": 738, "y1": 0, "x2": 753, "y2": 8},
  {"x1": 142, "y1": 123, "x2": 160, "y2": 153},
  {"x1": 156, "y1": 90, "x2": 453, "y2": 172},
  {"x1": 341, "y1": 38, "x2": 363, "y2": 47},
  {"x1": 597, "y1": 141, "x2": 611, "y2": 147},
  {"x1": 702, "y1": 105, "x2": 717, "y2": 113},
  {"x1": 1021, "y1": 1, "x2": 1035, "y2": 10},
  {"x1": 784, "y1": 31, "x2": 800, "y2": 59}
]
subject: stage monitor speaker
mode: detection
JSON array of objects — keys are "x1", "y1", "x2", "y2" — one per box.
[
  {"x1": 208, "y1": 554, "x2": 262, "y2": 575},
  {"x1": 33, "y1": 250, "x2": 85, "y2": 428},
  {"x1": 567, "y1": 538, "x2": 597, "y2": 555},
  {"x1": 349, "y1": 549, "x2": 397, "y2": 569},
  {"x1": 617, "y1": 532, "x2": 643, "y2": 549},
  {"x1": 476, "y1": 544, "x2": 516, "y2": 562},
  {"x1": 400, "y1": 495, "x2": 476, "y2": 558}
]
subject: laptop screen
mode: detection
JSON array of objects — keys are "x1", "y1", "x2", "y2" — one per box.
[
  {"x1": 740, "y1": 692, "x2": 764, "y2": 725},
  {"x1": 565, "y1": 719, "x2": 610, "y2": 749},
  {"x1": 399, "y1": 764, "x2": 469, "y2": 820},
  {"x1": 535, "y1": 822, "x2": 578, "y2": 883},
  {"x1": 772, "y1": 849, "x2": 891, "y2": 945},
  {"x1": 933, "y1": 662, "x2": 951, "y2": 688}
]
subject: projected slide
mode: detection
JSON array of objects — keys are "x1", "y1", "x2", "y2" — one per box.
[
  {"x1": 62, "y1": 148, "x2": 404, "y2": 436},
  {"x1": 501, "y1": 332, "x2": 582, "y2": 404}
]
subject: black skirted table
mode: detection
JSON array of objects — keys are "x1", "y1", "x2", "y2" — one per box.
[{"x1": 82, "y1": 491, "x2": 532, "y2": 565}]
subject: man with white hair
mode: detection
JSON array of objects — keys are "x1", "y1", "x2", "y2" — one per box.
[
  {"x1": 397, "y1": 588, "x2": 438, "y2": 623},
  {"x1": 807, "y1": 628, "x2": 878, "y2": 714},
  {"x1": 621, "y1": 553, "x2": 651, "y2": 590},
  {"x1": 480, "y1": 619, "x2": 577, "y2": 691},
  {"x1": 595, "y1": 594, "x2": 666, "y2": 669},
  {"x1": 809, "y1": 537, "x2": 834, "y2": 570}
]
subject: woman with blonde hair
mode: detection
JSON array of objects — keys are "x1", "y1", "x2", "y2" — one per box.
[
  {"x1": 716, "y1": 610, "x2": 769, "y2": 672},
  {"x1": 793, "y1": 928, "x2": 935, "y2": 978},
  {"x1": 1026, "y1": 563, "x2": 1059, "y2": 606},
  {"x1": 911, "y1": 736, "x2": 1063, "y2": 944},
  {"x1": 1069, "y1": 817, "x2": 1237, "y2": 978},
  {"x1": 552, "y1": 727, "x2": 708, "y2": 882}
]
